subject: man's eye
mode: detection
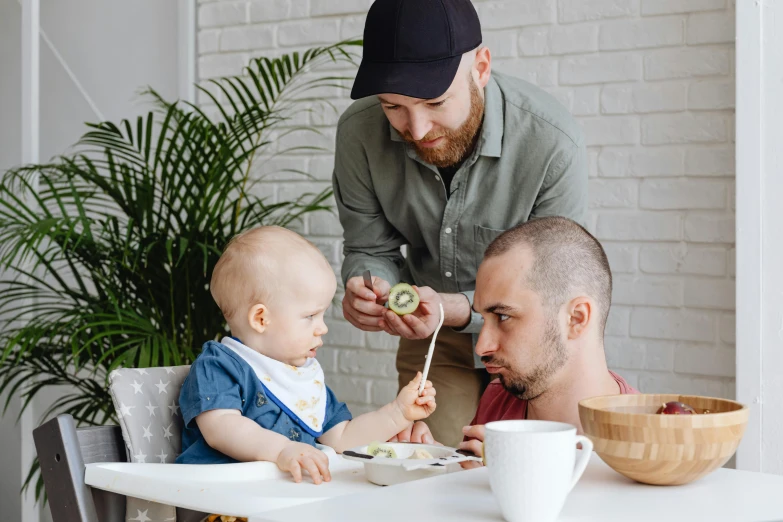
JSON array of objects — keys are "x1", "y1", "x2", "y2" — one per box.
[
  {"x1": 384, "y1": 105, "x2": 399, "y2": 110},
  {"x1": 428, "y1": 100, "x2": 446, "y2": 108},
  {"x1": 497, "y1": 314, "x2": 509, "y2": 322}
]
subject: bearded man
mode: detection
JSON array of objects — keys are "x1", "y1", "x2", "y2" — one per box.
[
  {"x1": 333, "y1": 0, "x2": 588, "y2": 447},
  {"x1": 458, "y1": 217, "x2": 638, "y2": 464}
]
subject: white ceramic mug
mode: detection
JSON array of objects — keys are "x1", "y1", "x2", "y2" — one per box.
[{"x1": 483, "y1": 420, "x2": 593, "y2": 522}]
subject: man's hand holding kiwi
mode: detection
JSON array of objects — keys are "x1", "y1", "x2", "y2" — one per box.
[
  {"x1": 379, "y1": 286, "x2": 471, "y2": 340},
  {"x1": 343, "y1": 276, "x2": 471, "y2": 340}
]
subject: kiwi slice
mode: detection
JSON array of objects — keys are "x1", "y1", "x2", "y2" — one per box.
[
  {"x1": 388, "y1": 283, "x2": 420, "y2": 315},
  {"x1": 367, "y1": 441, "x2": 398, "y2": 459}
]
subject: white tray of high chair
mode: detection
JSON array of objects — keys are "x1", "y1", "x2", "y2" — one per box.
[{"x1": 83, "y1": 447, "x2": 380, "y2": 517}]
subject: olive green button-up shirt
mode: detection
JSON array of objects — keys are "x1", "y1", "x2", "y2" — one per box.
[{"x1": 332, "y1": 71, "x2": 588, "y2": 364}]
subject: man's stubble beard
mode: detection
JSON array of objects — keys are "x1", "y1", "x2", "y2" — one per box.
[
  {"x1": 403, "y1": 79, "x2": 485, "y2": 168},
  {"x1": 483, "y1": 318, "x2": 569, "y2": 401}
]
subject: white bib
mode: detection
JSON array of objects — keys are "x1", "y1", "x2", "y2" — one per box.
[{"x1": 221, "y1": 337, "x2": 327, "y2": 436}]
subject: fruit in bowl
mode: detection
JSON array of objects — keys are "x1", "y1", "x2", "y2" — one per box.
[
  {"x1": 578, "y1": 394, "x2": 748, "y2": 486},
  {"x1": 657, "y1": 401, "x2": 697, "y2": 415}
]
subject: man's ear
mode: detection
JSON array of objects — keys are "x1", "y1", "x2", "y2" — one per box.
[
  {"x1": 474, "y1": 46, "x2": 492, "y2": 89},
  {"x1": 566, "y1": 297, "x2": 591, "y2": 340},
  {"x1": 247, "y1": 303, "x2": 269, "y2": 334}
]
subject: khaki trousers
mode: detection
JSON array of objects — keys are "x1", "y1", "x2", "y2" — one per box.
[{"x1": 396, "y1": 328, "x2": 490, "y2": 448}]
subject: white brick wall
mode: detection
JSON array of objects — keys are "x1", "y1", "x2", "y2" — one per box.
[{"x1": 198, "y1": 0, "x2": 736, "y2": 407}]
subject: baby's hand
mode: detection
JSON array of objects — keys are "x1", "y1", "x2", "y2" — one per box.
[
  {"x1": 276, "y1": 442, "x2": 331, "y2": 484},
  {"x1": 393, "y1": 371, "x2": 437, "y2": 422}
]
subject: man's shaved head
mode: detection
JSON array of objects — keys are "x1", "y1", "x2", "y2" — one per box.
[{"x1": 484, "y1": 217, "x2": 612, "y2": 336}]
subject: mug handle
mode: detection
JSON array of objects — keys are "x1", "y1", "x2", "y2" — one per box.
[{"x1": 569, "y1": 435, "x2": 594, "y2": 492}]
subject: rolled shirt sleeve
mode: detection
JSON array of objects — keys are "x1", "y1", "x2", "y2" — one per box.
[{"x1": 452, "y1": 289, "x2": 483, "y2": 335}]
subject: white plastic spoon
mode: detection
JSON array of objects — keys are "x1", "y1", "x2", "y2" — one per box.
[{"x1": 418, "y1": 302, "x2": 444, "y2": 396}]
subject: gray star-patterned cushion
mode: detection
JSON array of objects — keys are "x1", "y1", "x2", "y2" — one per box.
[{"x1": 109, "y1": 366, "x2": 191, "y2": 522}]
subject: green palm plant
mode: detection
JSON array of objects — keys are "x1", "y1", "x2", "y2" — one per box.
[{"x1": 0, "y1": 39, "x2": 361, "y2": 500}]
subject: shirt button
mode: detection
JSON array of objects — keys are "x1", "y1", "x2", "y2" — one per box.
[
  {"x1": 435, "y1": 175, "x2": 441, "y2": 181},
  {"x1": 445, "y1": 227, "x2": 452, "y2": 234},
  {"x1": 445, "y1": 271, "x2": 452, "y2": 278}
]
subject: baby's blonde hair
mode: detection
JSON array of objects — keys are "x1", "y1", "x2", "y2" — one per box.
[{"x1": 210, "y1": 226, "x2": 327, "y2": 322}]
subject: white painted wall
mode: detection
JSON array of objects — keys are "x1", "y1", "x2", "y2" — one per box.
[
  {"x1": 198, "y1": 0, "x2": 737, "y2": 416},
  {"x1": 0, "y1": 0, "x2": 22, "y2": 174},
  {"x1": 735, "y1": 0, "x2": 783, "y2": 474},
  {"x1": 0, "y1": 0, "x2": 185, "y2": 519},
  {"x1": 1, "y1": 3, "x2": 29, "y2": 519}
]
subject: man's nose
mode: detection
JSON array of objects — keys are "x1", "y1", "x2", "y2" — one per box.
[
  {"x1": 407, "y1": 111, "x2": 433, "y2": 141},
  {"x1": 475, "y1": 327, "x2": 498, "y2": 357}
]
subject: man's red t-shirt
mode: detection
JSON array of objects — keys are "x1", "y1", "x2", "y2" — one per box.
[{"x1": 468, "y1": 370, "x2": 638, "y2": 428}]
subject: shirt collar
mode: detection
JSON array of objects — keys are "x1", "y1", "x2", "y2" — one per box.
[{"x1": 388, "y1": 74, "x2": 504, "y2": 159}]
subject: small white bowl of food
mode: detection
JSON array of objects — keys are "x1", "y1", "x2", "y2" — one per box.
[{"x1": 341, "y1": 441, "x2": 482, "y2": 486}]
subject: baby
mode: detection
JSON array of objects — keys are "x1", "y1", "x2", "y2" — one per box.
[{"x1": 176, "y1": 226, "x2": 436, "y2": 484}]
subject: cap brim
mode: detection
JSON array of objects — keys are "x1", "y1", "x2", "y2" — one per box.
[{"x1": 350, "y1": 55, "x2": 462, "y2": 100}]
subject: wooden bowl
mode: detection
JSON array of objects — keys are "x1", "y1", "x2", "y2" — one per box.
[{"x1": 578, "y1": 394, "x2": 749, "y2": 486}]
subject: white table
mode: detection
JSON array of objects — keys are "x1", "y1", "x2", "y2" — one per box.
[
  {"x1": 252, "y1": 453, "x2": 783, "y2": 522},
  {"x1": 86, "y1": 451, "x2": 783, "y2": 521}
]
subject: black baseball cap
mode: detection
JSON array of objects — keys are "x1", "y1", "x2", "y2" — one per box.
[{"x1": 350, "y1": 0, "x2": 482, "y2": 100}]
